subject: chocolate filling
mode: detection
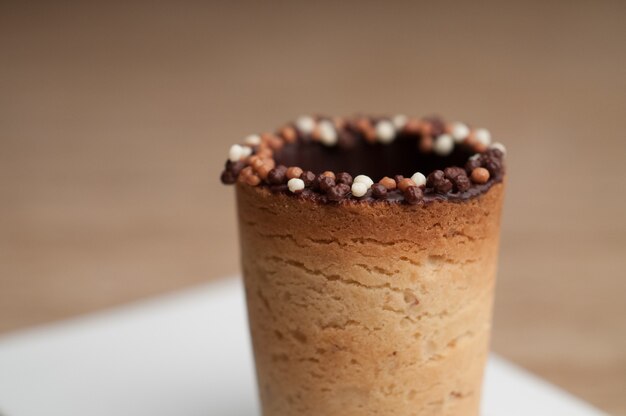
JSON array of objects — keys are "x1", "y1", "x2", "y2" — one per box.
[{"x1": 274, "y1": 136, "x2": 472, "y2": 181}]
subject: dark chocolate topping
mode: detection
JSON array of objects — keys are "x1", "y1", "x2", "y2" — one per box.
[{"x1": 220, "y1": 115, "x2": 505, "y2": 205}]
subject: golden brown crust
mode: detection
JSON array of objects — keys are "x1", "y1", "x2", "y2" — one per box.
[{"x1": 237, "y1": 182, "x2": 505, "y2": 415}]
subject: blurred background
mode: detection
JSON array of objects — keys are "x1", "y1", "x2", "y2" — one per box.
[{"x1": 1, "y1": 0, "x2": 625, "y2": 414}]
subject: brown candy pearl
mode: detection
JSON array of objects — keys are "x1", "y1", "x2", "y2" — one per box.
[
  {"x1": 220, "y1": 170, "x2": 237, "y2": 184},
  {"x1": 356, "y1": 118, "x2": 376, "y2": 143},
  {"x1": 444, "y1": 167, "x2": 466, "y2": 180},
  {"x1": 398, "y1": 178, "x2": 417, "y2": 192},
  {"x1": 238, "y1": 166, "x2": 254, "y2": 184},
  {"x1": 318, "y1": 175, "x2": 336, "y2": 192},
  {"x1": 489, "y1": 147, "x2": 505, "y2": 159},
  {"x1": 438, "y1": 181, "x2": 454, "y2": 195},
  {"x1": 419, "y1": 135, "x2": 434, "y2": 153},
  {"x1": 255, "y1": 146, "x2": 273, "y2": 158},
  {"x1": 482, "y1": 155, "x2": 502, "y2": 176},
  {"x1": 239, "y1": 166, "x2": 261, "y2": 186},
  {"x1": 327, "y1": 183, "x2": 350, "y2": 201},
  {"x1": 267, "y1": 165, "x2": 288, "y2": 185},
  {"x1": 444, "y1": 167, "x2": 470, "y2": 192},
  {"x1": 371, "y1": 183, "x2": 388, "y2": 199},
  {"x1": 311, "y1": 126, "x2": 322, "y2": 141},
  {"x1": 226, "y1": 160, "x2": 245, "y2": 174},
  {"x1": 250, "y1": 157, "x2": 263, "y2": 170},
  {"x1": 427, "y1": 170, "x2": 453, "y2": 194},
  {"x1": 244, "y1": 174, "x2": 261, "y2": 186},
  {"x1": 404, "y1": 186, "x2": 423, "y2": 205},
  {"x1": 453, "y1": 174, "x2": 471, "y2": 192},
  {"x1": 263, "y1": 158, "x2": 276, "y2": 170},
  {"x1": 336, "y1": 172, "x2": 353, "y2": 185},
  {"x1": 279, "y1": 126, "x2": 297, "y2": 143},
  {"x1": 238, "y1": 166, "x2": 253, "y2": 180},
  {"x1": 403, "y1": 119, "x2": 421, "y2": 135},
  {"x1": 473, "y1": 142, "x2": 488, "y2": 153},
  {"x1": 300, "y1": 171, "x2": 316, "y2": 187},
  {"x1": 321, "y1": 171, "x2": 336, "y2": 180},
  {"x1": 262, "y1": 133, "x2": 283, "y2": 150},
  {"x1": 255, "y1": 164, "x2": 271, "y2": 180},
  {"x1": 420, "y1": 122, "x2": 433, "y2": 137},
  {"x1": 379, "y1": 177, "x2": 397, "y2": 190},
  {"x1": 465, "y1": 157, "x2": 482, "y2": 173},
  {"x1": 467, "y1": 135, "x2": 488, "y2": 153},
  {"x1": 426, "y1": 170, "x2": 442, "y2": 187},
  {"x1": 286, "y1": 166, "x2": 303, "y2": 180},
  {"x1": 471, "y1": 167, "x2": 490, "y2": 184}
]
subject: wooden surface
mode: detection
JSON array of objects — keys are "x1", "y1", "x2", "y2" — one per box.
[{"x1": 1, "y1": 1, "x2": 625, "y2": 414}]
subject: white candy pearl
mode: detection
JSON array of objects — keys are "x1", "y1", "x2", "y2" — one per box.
[
  {"x1": 228, "y1": 144, "x2": 243, "y2": 162},
  {"x1": 243, "y1": 134, "x2": 261, "y2": 146},
  {"x1": 375, "y1": 120, "x2": 396, "y2": 144},
  {"x1": 451, "y1": 122, "x2": 470, "y2": 143},
  {"x1": 392, "y1": 114, "x2": 408, "y2": 130},
  {"x1": 318, "y1": 120, "x2": 338, "y2": 146},
  {"x1": 434, "y1": 134, "x2": 454, "y2": 156},
  {"x1": 295, "y1": 115, "x2": 315, "y2": 134},
  {"x1": 351, "y1": 182, "x2": 368, "y2": 198},
  {"x1": 287, "y1": 178, "x2": 305, "y2": 193},
  {"x1": 474, "y1": 128, "x2": 492, "y2": 146},
  {"x1": 469, "y1": 153, "x2": 481, "y2": 161},
  {"x1": 490, "y1": 142, "x2": 507, "y2": 155},
  {"x1": 353, "y1": 175, "x2": 374, "y2": 188},
  {"x1": 240, "y1": 146, "x2": 253, "y2": 158},
  {"x1": 410, "y1": 172, "x2": 426, "y2": 187}
]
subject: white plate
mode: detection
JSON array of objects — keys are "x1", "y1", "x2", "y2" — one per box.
[{"x1": 0, "y1": 278, "x2": 605, "y2": 416}]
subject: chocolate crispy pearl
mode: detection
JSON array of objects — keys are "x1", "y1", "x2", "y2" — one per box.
[
  {"x1": 220, "y1": 115, "x2": 506, "y2": 205},
  {"x1": 371, "y1": 183, "x2": 388, "y2": 199},
  {"x1": 336, "y1": 172, "x2": 353, "y2": 185},
  {"x1": 318, "y1": 176, "x2": 335, "y2": 192},
  {"x1": 267, "y1": 165, "x2": 287, "y2": 185},
  {"x1": 404, "y1": 186, "x2": 423, "y2": 205},
  {"x1": 327, "y1": 183, "x2": 350, "y2": 201}
]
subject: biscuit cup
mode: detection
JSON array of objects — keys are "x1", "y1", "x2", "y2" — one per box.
[{"x1": 222, "y1": 116, "x2": 505, "y2": 415}]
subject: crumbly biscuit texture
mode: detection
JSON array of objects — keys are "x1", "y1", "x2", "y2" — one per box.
[{"x1": 237, "y1": 182, "x2": 504, "y2": 416}]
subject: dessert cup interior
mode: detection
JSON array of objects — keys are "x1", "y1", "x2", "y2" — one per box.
[{"x1": 275, "y1": 137, "x2": 472, "y2": 179}]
